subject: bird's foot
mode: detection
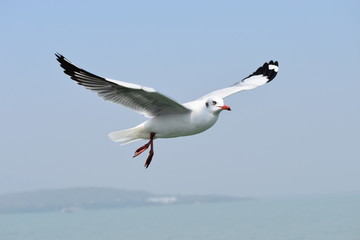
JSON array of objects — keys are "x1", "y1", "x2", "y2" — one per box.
[
  {"x1": 144, "y1": 149, "x2": 154, "y2": 168},
  {"x1": 133, "y1": 132, "x2": 156, "y2": 168},
  {"x1": 133, "y1": 144, "x2": 150, "y2": 158}
]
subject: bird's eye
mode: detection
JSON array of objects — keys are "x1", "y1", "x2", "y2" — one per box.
[{"x1": 212, "y1": 101, "x2": 217, "y2": 105}]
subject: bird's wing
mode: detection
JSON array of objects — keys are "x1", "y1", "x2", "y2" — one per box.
[
  {"x1": 199, "y1": 60, "x2": 279, "y2": 100},
  {"x1": 56, "y1": 54, "x2": 191, "y2": 118}
]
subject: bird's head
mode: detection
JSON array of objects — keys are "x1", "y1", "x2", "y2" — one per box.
[{"x1": 205, "y1": 96, "x2": 231, "y2": 114}]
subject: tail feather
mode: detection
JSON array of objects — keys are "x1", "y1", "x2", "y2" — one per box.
[{"x1": 108, "y1": 125, "x2": 145, "y2": 145}]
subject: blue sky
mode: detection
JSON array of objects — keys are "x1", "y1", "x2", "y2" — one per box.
[{"x1": 0, "y1": 0, "x2": 359, "y2": 197}]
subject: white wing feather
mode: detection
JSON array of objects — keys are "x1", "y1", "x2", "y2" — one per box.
[
  {"x1": 200, "y1": 61, "x2": 279, "y2": 100},
  {"x1": 56, "y1": 54, "x2": 190, "y2": 118}
]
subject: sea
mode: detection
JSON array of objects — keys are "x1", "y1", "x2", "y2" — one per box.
[{"x1": 0, "y1": 194, "x2": 359, "y2": 240}]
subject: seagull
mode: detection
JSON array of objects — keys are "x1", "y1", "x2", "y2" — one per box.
[{"x1": 55, "y1": 54, "x2": 279, "y2": 168}]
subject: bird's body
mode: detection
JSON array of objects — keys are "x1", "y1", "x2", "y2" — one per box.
[
  {"x1": 110, "y1": 97, "x2": 224, "y2": 143},
  {"x1": 56, "y1": 54, "x2": 279, "y2": 167},
  {"x1": 145, "y1": 110, "x2": 217, "y2": 139}
]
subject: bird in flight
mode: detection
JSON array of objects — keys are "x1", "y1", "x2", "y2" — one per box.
[{"x1": 56, "y1": 54, "x2": 279, "y2": 168}]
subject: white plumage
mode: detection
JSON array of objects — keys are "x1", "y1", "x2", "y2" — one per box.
[{"x1": 56, "y1": 53, "x2": 279, "y2": 168}]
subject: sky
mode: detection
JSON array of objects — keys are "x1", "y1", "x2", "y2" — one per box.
[{"x1": 0, "y1": 0, "x2": 359, "y2": 197}]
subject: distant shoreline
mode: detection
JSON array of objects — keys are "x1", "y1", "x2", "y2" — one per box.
[{"x1": 0, "y1": 187, "x2": 249, "y2": 214}]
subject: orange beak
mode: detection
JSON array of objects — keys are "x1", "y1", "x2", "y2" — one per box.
[{"x1": 220, "y1": 105, "x2": 231, "y2": 111}]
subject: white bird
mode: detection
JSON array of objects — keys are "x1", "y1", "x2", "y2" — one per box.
[{"x1": 56, "y1": 54, "x2": 279, "y2": 168}]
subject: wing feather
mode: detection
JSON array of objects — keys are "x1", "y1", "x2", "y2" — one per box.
[
  {"x1": 200, "y1": 60, "x2": 279, "y2": 99},
  {"x1": 56, "y1": 53, "x2": 190, "y2": 118}
]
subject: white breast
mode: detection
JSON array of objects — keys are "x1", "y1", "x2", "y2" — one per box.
[{"x1": 144, "y1": 110, "x2": 219, "y2": 139}]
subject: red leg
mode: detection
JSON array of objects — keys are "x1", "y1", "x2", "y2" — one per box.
[
  {"x1": 144, "y1": 135, "x2": 155, "y2": 168},
  {"x1": 132, "y1": 132, "x2": 156, "y2": 168},
  {"x1": 133, "y1": 142, "x2": 150, "y2": 158}
]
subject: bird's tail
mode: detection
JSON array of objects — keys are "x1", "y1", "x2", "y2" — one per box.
[{"x1": 108, "y1": 124, "x2": 146, "y2": 145}]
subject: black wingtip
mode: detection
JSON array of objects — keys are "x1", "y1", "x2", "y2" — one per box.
[
  {"x1": 55, "y1": 53, "x2": 108, "y2": 86},
  {"x1": 245, "y1": 60, "x2": 279, "y2": 83},
  {"x1": 55, "y1": 53, "x2": 79, "y2": 79},
  {"x1": 55, "y1": 53, "x2": 68, "y2": 65},
  {"x1": 266, "y1": 60, "x2": 279, "y2": 83},
  {"x1": 55, "y1": 52, "x2": 63, "y2": 60}
]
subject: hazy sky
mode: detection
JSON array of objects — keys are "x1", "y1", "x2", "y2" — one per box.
[{"x1": 1, "y1": 0, "x2": 359, "y2": 197}]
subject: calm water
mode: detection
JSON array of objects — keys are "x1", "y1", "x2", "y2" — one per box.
[{"x1": 0, "y1": 194, "x2": 359, "y2": 240}]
